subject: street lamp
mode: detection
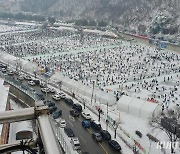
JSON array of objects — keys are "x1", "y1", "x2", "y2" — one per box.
[
  {"x1": 58, "y1": 81, "x2": 62, "y2": 91},
  {"x1": 90, "y1": 80, "x2": 95, "y2": 106}
]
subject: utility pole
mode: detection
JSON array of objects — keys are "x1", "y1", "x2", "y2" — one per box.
[{"x1": 90, "y1": 81, "x2": 95, "y2": 106}]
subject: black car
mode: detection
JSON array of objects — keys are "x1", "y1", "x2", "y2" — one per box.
[
  {"x1": 52, "y1": 110, "x2": 62, "y2": 119},
  {"x1": 49, "y1": 106, "x2": 57, "y2": 114},
  {"x1": 90, "y1": 120, "x2": 101, "y2": 131},
  {"x1": 46, "y1": 101, "x2": 55, "y2": 107},
  {"x1": 108, "y1": 140, "x2": 121, "y2": 151},
  {"x1": 33, "y1": 79, "x2": 40, "y2": 85},
  {"x1": 43, "y1": 100, "x2": 52, "y2": 105},
  {"x1": 92, "y1": 133, "x2": 102, "y2": 142},
  {"x1": 64, "y1": 128, "x2": 75, "y2": 137},
  {"x1": 70, "y1": 109, "x2": 80, "y2": 117},
  {"x1": 36, "y1": 93, "x2": 45, "y2": 100},
  {"x1": 100, "y1": 130, "x2": 111, "y2": 140},
  {"x1": 72, "y1": 103, "x2": 82, "y2": 112},
  {"x1": 64, "y1": 98, "x2": 74, "y2": 106}
]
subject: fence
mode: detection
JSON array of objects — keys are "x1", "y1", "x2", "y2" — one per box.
[{"x1": 49, "y1": 117, "x2": 79, "y2": 154}]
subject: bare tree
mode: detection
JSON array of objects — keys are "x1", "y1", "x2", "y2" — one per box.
[{"x1": 149, "y1": 107, "x2": 180, "y2": 153}]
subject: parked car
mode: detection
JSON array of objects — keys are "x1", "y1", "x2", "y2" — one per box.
[
  {"x1": 70, "y1": 137, "x2": 81, "y2": 150},
  {"x1": 7, "y1": 70, "x2": 14, "y2": 75},
  {"x1": 49, "y1": 106, "x2": 57, "y2": 114},
  {"x1": 24, "y1": 75, "x2": 32, "y2": 80},
  {"x1": 59, "y1": 119, "x2": 66, "y2": 128},
  {"x1": 82, "y1": 120, "x2": 91, "y2": 128},
  {"x1": 1, "y1": 68, "x2": 7, "y2": 73},
  {"x1": 41, "y1": 87, "x2": 50, "y2": 93},
  {"x1": 100, "y1": 130, "x2": 111, "y2": 140},
  {"x1": 46, "y1": 101, "x2": 55, "y2": 107},
  {"x1": 58, "y1": 92, "x2": 66, "y2": 99},
  {"x1": 17, "y1": 75, "x2": 24, "y2": 81},
  {"x1": 33, "y1": 79, "x2": 40, "y2": 85},
  {"x1": 90, "y1": 120, "x2": 101, "y2": 131},
  {"x1": 64, "y1": 98, "x2": 74, "y2": 106},
  {"x1": 52, "y1": 110, "x2": 62, "y2": 119},
  {"x1": 28, "y1": 80, "x2": 36, "y2": 86},
  {"x1": 70, "y1": 109, "x2": 80, "y2": 117},
  {"x1": 72, "y1": 103, "x2": 82, "y2": 112},
  {"x1": 92, "y1": 133, "x2": 102, "y2": 142},
  {"x1": 81, "y1": 112, "x2": 91, "y2": 120},
  {"x1": 108, "y1": 140, "x2": 121, "y2": 151},
  {"x1": 40, "y1": 82, "x2": 46, "y2": 88},
  {"x1": 49, "y1": 88, "x2": 55, "y2": 93},
  {"x1": 36, "y1": 93, "x2": 45, "y2": 100},
  {"x1": 64, "y1": 128, "x2": 75, "y2": 137},
  {"x1": 52, "y1": 94, "x2": 61, "y2": 101}
]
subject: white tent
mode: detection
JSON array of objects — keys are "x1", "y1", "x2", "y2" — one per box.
[
  {"x1": 117, "y1": 95, "x2": 161, "y2": 119},
  {"x1": 50, "y1": 72, "x2": 116, "y2": 106}
]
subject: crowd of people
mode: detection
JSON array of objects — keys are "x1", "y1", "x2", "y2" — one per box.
[
  {"x1": 0, "y1": 24, "x2": 179, "y2": 108},
  {"x1": 0, "y1": 27, "x2": 121, "y2": 57}
]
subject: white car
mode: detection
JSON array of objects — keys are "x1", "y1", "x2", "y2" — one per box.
[
  {"x1": 41, "y1": 87, "x2": 50, "y2": 93},
  {"x1": 49, "y1": 88, "x2": 56, "y2": 93},
  {"x1": 58, "y1": 92, "x2": 66, "y2": 99},
  {"x1": 28, "y1": 80, "x2": 35, "y2": 86},
  {"x1": 81, "y1": 112, "x2": 91, "y2": 120},
  {"x1": 18, "y1": 75, "x2": 24, "y2": 81},
  {"x1": 70, "y1": 137, "x2": 81, "y2": 150},
  {"x1": 59, "y1": 119, "x2": 66, "y2": 128},
  {"x1": 52, "y1": 94, "x2": 61, "y2": 101},
  {"x1": 25, "y1": 75, "x2": 32, "y2": 80}
]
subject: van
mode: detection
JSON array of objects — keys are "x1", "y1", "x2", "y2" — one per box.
[{"x1": 72, "y1": 103, "x2": 82, "y2": 112}]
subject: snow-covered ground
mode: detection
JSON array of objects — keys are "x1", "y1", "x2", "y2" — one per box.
[{"x1": 0, "y1": 24, "x2": 180, "y2": 154}]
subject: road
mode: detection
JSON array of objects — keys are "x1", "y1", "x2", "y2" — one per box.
[{"x1": 13, "y1": 76, "x2": 122, "y2": 154}]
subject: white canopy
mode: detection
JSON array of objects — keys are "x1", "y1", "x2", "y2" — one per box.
[
  {"x1": 117, "y1": 95, "x2": 161, "y2": 119},
  {"x1": 51, "y1": 72, "x2": 116, "y2": 106}
]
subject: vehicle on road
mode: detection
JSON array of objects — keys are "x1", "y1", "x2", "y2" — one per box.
[
  {"x1": 58, "y1": 92, "x2": 66, "y2": 99},
  {"x1": 70, "y1": 137, "x2": 81, "y2": 150},
  {"x1": 52, "y1": 94, "x2": 61, "y2": 101},
  {"x1": 24, "y1": 75, "x2": 32, "y2": 80},
  {"x1": 70, "y1": 109, "x2": 80, "y2": 117},
  {"x1": 82, "y1": 120, "x2": 91, "y2": 128},
  {"x1": 64, "y1": 128, "x2": 75, "y2": 137},
  {"x1": 1, "y1": 68, "x2": 7, "y2": 73},
  {"x1": 49, "y1": 88, "x2": 55, "y2": 93},
  {"x1": 46, "y1": 101, "x2": 55, "y2": 107},
  {"x1": 49, "y1": 106, "x2": 57, "y2": 114},
  {"x1": 28, "y1": 80, "x2": 36, "y2": 86},
  {"x1": 7, "y1": 70, "x2": 14, "y2": 75},
  {"x1": 92, "y1": 133, "x2": 102, "y2": 142},
  {"x1": 36, "y1": 93, "x2": 45, "y2": 100},
  {"x1": 81, "y1": 112, "x2": 91, "y2": 120},
  {"x1": 59, "y1": 119, "x2": 66, "y2": 128},
  {"x1": 33, "y1": 79, "x2": 40, "y2": 85},
  {"x1": 108, "y1": 140, "x2": 121, "y2": 151},
  {"x1": 17, "y1": 75, "x2": 24, "y2": 81},
  {"x1": 40, "y1": 82, "x2": 46, "y2": 88},
  {"x1": 41, "y1": 87, "x2": 50, "y2": 93},
  {"x1": 72, "y1": 103, "x2": 82, "y2": 112},
  {"x1": 52, "y1": 110, "x2": 62, "y2": 119},
  {"x1": 100, "y1": 130, "x2": 111, "y2": 140},
  {"x1": 90, "y1": 120, "x2": 101, "y2": 131},
  {"x1": 64, "y1": 98, "x2": 74, "y2": 106}
]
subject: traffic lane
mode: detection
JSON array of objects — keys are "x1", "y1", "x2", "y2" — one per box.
[
  {"x1": 55, "y1": 100, "x2": 107, "y2": 154},
  {"x1": 56, "y1": 100, "x2": 122, "y2": 154},
  {"x1": 18, "y1": 80, "x2": 122, "y2": 154}
]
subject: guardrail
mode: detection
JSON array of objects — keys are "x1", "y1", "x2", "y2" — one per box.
[
  {"x1": 50, "y1": 117, "x2": 79, "y2": 154},
  {"x1": 0, "y1": 72, "x2": 39, "y2": 101}
]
